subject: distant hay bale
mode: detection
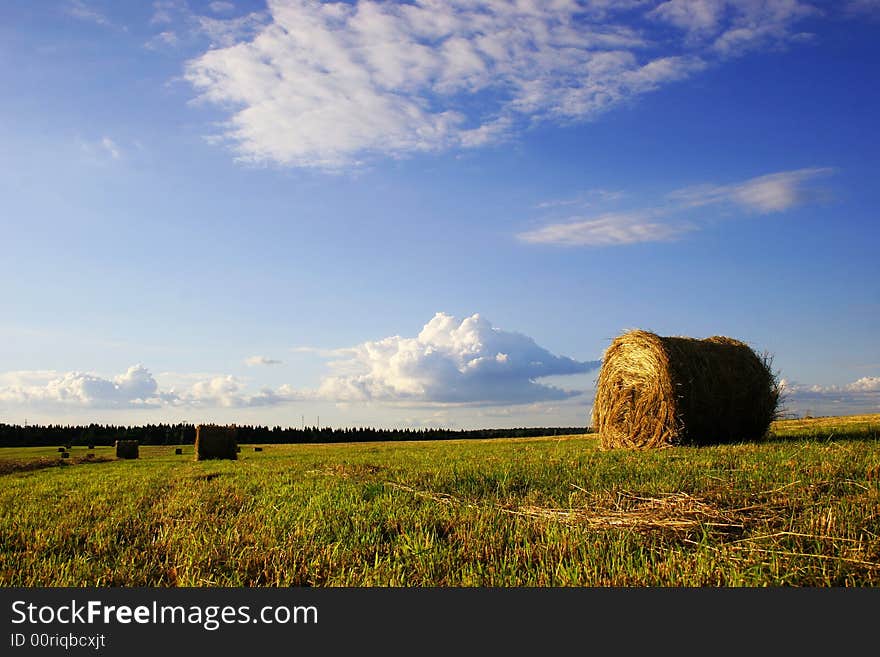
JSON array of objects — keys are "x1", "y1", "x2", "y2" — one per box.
[
  {"x1": 115, "y1": 440, "x2": 139, "y2": 459},
  {"x1": 592, "y1": 330, "x2": 779, "y2": 449},
  {"x1": 57, "y1": 447, "x2": 65, "y2": 453},
  {"x1": 174, "y1": 448, "x2": 183, "y2": 455},
  {"x1": 61, "y1": 452, "x2": 70, "y2": 459},
  {"x1": 195, "y1": 424, "x2": 238, "y2": 461}
]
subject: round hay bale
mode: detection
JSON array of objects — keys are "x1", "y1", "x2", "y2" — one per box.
[
  {"x1": 592, "y1": 330, "x2": 779, "y2": 449},
  {"x1": 194, "y1": 424, "x2": 238, "y2": 461},
  {"x1": 115, "y1": 439, "x2": 139, "y2": 459}
]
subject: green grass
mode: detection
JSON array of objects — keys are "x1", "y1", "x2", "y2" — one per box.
[{"x1": 1, "y1": 414, "x2": 879, "y2": 586}]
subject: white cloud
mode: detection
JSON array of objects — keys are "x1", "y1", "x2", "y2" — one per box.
[
  {"x1": 517, "y1": 212, "x2": 694, "y2": 246},
  {"x1": 649, "y1": 0, "x2": 727, "y2": 35},
  {"x1": 146, "y1": 0, "x2": 267, "y2": 50},
  {"x1": 173, "y1": 0, "x2": 836, "y2": 170},
  {"x1": 649, "y1": 0, "x2": 819, "y2": 56},
  {"x1": 0, "y1": 366, "x2": 302, "y2": 410},
  {"x1": 522, "y1": 167, "x2": 833, "y2": 247},
  {"x1": 779, "y1": 376, "x2": 880, "y2": 416},
  {"x1": 100, "y1": 137, "x2": 121, "y2": 160},
  {"x1": 182, "y1": 0, "x2": 765, "y2": 169},
  {"x1": 668, "y1": 167, "x2": 834, "y2": 212},
  {"x1": 316, "y1": 312, "x2": 599, "y2": 404},
  {"x1": 534, "y1": 189, "x2": 626, "y2": 210},
  {"x1": 150, "y1": 0, "x2": 180, "y2": 25},
  {"x1": 145, "y1": 30, "x2": 180, "y2": 50},
  {"x1": 79, "y1": 136, "x2": 123, "y2": 163},
  {"x1": 0, "y1": 365, "x2": 162, "y2": 408},
  {"x1": 210, "y1": 1, "x2": 236, "y2": 14},
  {"x1": 847, "y1": 377, "x2": 880, "y2": 392},
  {"x1": 244, "y1": 355, "x2": 283, "y2": 366},
  {"x1": 66, "y1": 0, "x2": 111, "y2": 27}
]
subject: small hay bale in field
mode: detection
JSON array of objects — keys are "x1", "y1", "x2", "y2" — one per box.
[
  {"x1": 174, "y1": 448, "x2": 183, "y2": 455},
  {"x1": 115, "y1": 440, "x2": 139, "y2": 459},
  {"x1": 592, "y1": 330, "x2": 779, "y2": 449},
  {"x1": 194, "y1": 424, "x2": 238, "y2": 461},
  {"x1": 57, "y1": 447, "x2": 65, "y2": 453},
  {"x1": 61, "y1": 452, "x2": 70, "y2": 459}
]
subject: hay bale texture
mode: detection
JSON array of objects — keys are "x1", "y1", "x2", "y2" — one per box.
[
  {"x1": 115, "y1": 440, "x2": 139, "y2": 459},
  {"x1": 592, "y1": 330, "x2": 779, "y2": 449},
  {"x1": 195, "y1": 424, "x2": 238, "y2": 461}
]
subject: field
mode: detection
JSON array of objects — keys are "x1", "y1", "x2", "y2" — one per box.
[{"x1": 1, "y1": 414, "x2": 879, "y2": 586}]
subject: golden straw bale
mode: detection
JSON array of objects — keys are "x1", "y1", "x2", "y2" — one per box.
[{"x1": 592, "y1": 330, "x2": 779, "y2": 449}]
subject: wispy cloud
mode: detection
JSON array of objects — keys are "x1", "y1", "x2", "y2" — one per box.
[
  {"x1": 518, "y1": 212, "x2": 695, "y2": 247},
  {"x1": 649, "y1": 0, "x2": 819, "y2": 56},
  {"x1": 100, "y1": 137, "x2": 121, "y2": 160},
  {"x1": 845, "y1": 0, "x2": 880, "y2": 16},
  {"x1": 145, "y1": 31, "x2": 179, "y2": 50},
  {"x1": 244, "y1": 355, "x2": 283, "y2": 367},
  {"x1": 668, "y1": 167, "x2": 835, "y2": 213},
  {"x1": 145, "y1": 0, "x2": 267, "y2": 51},
  {"x1": 177, "y1": 0, "x2": 824, "y2": 170},
  {"x1": 65, "y1": 0, "x2": 112, "y2": 27},
  {"x1": 534, "y1": 189, "x2": 625, "y2": 210},
  {"x1": 209, "y1": 1, "x2": 236, "y2": 14},
  {"x1": 520, "y1": 167, "x2": 833, "y2": 247},
  {"x1": 78, "y1": 136, "x2": 124, "y2": 163}
]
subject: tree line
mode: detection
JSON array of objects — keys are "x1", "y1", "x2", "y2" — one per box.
[{"x1": 0, "y1": 422, "x2": 592, "y2": 448}]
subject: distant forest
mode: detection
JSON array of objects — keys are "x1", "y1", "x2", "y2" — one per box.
[{"x1": 0, "y1": 423, "x2": 593, "y2": 448}]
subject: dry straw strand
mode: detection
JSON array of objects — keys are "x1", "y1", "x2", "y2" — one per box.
[{"x1": 592, "y1": 330, "x2": 779, "y2": 449}]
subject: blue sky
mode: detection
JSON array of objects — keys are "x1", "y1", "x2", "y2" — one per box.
[{"x1": 1, "y1": 0, "x2": 878, "y2": 428}]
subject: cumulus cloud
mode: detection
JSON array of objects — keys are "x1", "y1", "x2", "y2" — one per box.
[
  {"x1": 0, "y1": 366, "x2": 304, "y2": 410},
  {"x1": 779, "y1": 376, "x2": 880, "y2": 416},
  {"x1": 316, "y1": 312, "x2": 599, "y2": 404},
  {"x1": 0, "y1": 365, "x2": 162, "y2": 408},
  {"x1": 521, "y1": 167, "x2": 833, "y2": 247},
  {"x1": 244, "y1": 355, "x2": 283, "y2": 367}
]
